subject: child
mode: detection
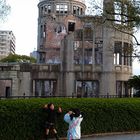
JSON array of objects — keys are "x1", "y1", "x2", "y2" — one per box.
[
  {"x1": 43, "y1": 103, "x2": 62, "y2": 140},
  {"x1": 64, "y1": 108, "x2": 83, "y2": 140}
]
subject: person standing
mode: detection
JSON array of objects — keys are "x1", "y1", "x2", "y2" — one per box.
[
  {"x1": 43, "y1": 103, "x2": 62, "y2": 140},
  {"x1": 64, "y1": 108, "x2": 83, "y2": 140}
]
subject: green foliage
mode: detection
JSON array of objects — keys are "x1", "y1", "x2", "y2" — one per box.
[
  {"x1": 1, "y1": 98, "x2": 140, "y2": 140},
  {"x1": 0, "y1": 54, "x2": 37, "y2": 63},
  {"x1": 128, "y1": 75, "x2": 140, "y2": 90}
]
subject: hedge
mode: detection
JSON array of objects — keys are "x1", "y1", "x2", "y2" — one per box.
[{"x1": 1, "y1": 98, "x2": 140, "y2": 140}]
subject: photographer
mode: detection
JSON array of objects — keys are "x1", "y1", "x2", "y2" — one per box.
[{"x1": 64, "y1": 108, "x2": 83, "y2": 140}]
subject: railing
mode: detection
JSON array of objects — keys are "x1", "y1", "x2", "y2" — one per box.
[{"x1": 0, "y1": 94, "x2": 133, "y2": 99}]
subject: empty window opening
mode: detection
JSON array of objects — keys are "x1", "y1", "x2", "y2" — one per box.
[
  {"x1": 76, "y1": 80, "x2": 99, "y2": 97},
  {"x1": 48, "y1": 5, "x2": 51, "y2": 13},
  {"x1": 43, "y1": 24, "x2": 46, "y2": 38},
  {"x1": 55, "y1": 24, "x2": 66, "y2": 34},
  {"x1": 56, "y1": 4, "x2": 68, "y2": 14},
  {"x1": 40, "y1": 6, "x2": 43, "y2": 15},
  {"x1": 114, "y1": 41, "x2": 122, "y2": 65},
  {"x1": 0, "y1": 80, "x2": 12, "y2": 97},
  {"x1": 73, "y1": 6, "x2": 76, "y2": 14},
  {"x1": 40, "y1": 25, "x2": 43, "y2": 38},
  {"x1": 64, "y1": 5, "x2": 68, "y2": 13},
  {"x1": 56, "y1": 5, "x2": 59, "y2": 13},
  {"x1": 44, "y1": 5, "x2": 51, "y2": 14},
  {"x1": 123, "y1": 42, "x2": 132, "y2": 66},
  {"x1": 44, "y1": 5, "x2": 47, "y2": 12},
  {"x1": 114, "y1": 53, "x2": 120, "y2": 65},
  {"x1": 95, "y1": 48, "x2": 103, "y2": 64},
  {"x1": 68, "y1": 22, "x2": 75, "y2": 32},
  {"x1": 35, "y1": 80, "x2": 57, "y2": 96},
  {"x1": 77, "y1": 7, "x2": 80, "y2": 15},
  {"x1": 80, "y1": 8, "x2": 83, "y2": 15}
]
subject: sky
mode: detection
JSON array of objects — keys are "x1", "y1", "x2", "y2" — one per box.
[
  {"x1": 0, "y1": 0, "x2": 38, "y2": 55},
  {"x1": 0, "y1": 0, "x2": 140, "y2": 75}
]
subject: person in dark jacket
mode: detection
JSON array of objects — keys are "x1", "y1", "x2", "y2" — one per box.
[{"x1": 43, "y1": 103, "x2": 62, "y2": 140}]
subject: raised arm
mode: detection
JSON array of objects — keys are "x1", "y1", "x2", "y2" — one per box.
[{"x1": 64, "y1": 111, "x2": 73, "y2": 123}]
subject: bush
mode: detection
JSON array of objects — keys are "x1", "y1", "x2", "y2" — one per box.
[
  {"x1": 1, "y1": 98, "x2": 140, "y2": 140},
  {"x1": 133, "y1": 90, "x2": 140, "y2": 97}
]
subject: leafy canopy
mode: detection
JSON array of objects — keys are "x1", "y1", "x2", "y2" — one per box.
[
  {"x1": 128, "y1": 75, "x2": 140, "y2": 90},
  {"x1": 0, "y1": 54, "x2": 37, "y2": 63}
]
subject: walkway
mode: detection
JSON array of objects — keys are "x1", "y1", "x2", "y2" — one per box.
[
  {"x1": 82, "y1": 133, "x2": 140, "y2": 140},
  {"x1": 48, "y1": 132, "x2": 140, "y2": 140}
]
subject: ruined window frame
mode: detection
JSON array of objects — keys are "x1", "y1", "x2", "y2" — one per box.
[
  {"x1": 56, "y1": 3, "x2": 68, "y2": 14},
  {"x1": 114, "y1": 41, "x2": 122, "y2": 65}
]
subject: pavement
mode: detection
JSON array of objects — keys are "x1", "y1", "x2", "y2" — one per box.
[
  {"x1": 82, "y1": 133, "x2": 140, "y2": 140},
  {"x1": 47, "y1": 132, "x2": 140, "y2": 140}
]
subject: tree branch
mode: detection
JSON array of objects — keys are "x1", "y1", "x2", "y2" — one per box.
[{"x1": 102, "y1": 17, "x2": 140, "y2": 45}]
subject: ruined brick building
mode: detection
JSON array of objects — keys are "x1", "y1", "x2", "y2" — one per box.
[
  {"x1": 36, "y1": 0, "x2": 132, "y2": 97},
  {"x1": 0, "y1": 0, "x2": 132, "y2": 97}
]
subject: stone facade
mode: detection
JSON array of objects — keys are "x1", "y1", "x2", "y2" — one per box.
[{"x1": 36, "y1": 0, "x2": 132, "y2": 97}]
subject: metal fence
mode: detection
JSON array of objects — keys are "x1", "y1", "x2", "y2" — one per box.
[{"x1": 0, "y1": 94, "x2": 133, "y2": 99}]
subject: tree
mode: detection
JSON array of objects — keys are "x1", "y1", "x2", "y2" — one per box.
[
  {"x1": 87, "y1": 0, "x2": 140, "y2": 59},
  {"x1": 0, "y1": 54, "x2": 37, "y2": 63},
  {"x1": 87, "y1": 0, "x2": 140, "y2": 27},
  {"x1": 128, "y1": 75, "x2": 140, "y2": 97},
  {"x1": 0, "y1": 0, "x2": 11, "y2": 21},
  {"x1": 128, "y1": 75, "x2": 140, "y2": 89}
]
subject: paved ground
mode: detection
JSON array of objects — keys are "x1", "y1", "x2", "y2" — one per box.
[
  {"x1": 47, "y1": 132, "x2": 140, "y2": 140},
  {"x1": 82, "y1": 133, "x2": 140, "y2": 140},
  {"x1": 49, "y1": 134, "x2": 140, "y2": 140}
]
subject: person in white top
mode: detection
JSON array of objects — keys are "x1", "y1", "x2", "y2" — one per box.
[{"x1": 64, "y1": 108, "x2": 83, "y2": 140}]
